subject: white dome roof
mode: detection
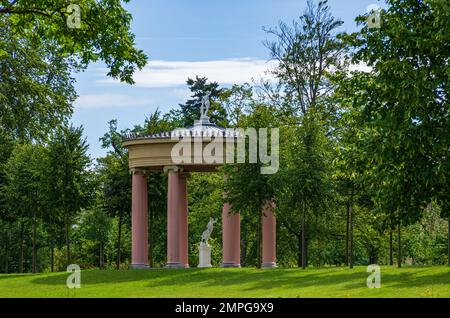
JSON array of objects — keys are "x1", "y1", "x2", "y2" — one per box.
[{"x1": 122, "y1": 117, "x2": 241, "y2": 141}]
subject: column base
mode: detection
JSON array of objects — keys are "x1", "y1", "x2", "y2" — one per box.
[
  {"x1": 131, "y1": 264, "x2": 150, "y2": 269},
  {"x1": 261, "y1": 262, "x2": 277, "y2": 268},
  {"x1": 221, "y1": 263, "x2": 241, "y2": 268},
  {"x1": 165, "y1": 263, "x2": 189, "y2": 269}
]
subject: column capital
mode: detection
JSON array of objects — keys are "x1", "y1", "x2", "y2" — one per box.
[
  {"x1": 163, "y1": 165, "x2": 183, "y2": 174},
  {"x1": 179, "y1": 172, "x2": 190, "y2": 179},
  {"x1": 130, "y1": 168, "x2": 149, "y2": 176}
]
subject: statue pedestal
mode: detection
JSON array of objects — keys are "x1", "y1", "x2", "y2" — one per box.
[{"x1": 198, "y1": 244, "x2": 212, "y2": 268}]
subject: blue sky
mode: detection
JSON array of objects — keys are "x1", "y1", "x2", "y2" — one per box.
[{"x1": 71, "y1": 0, "x2": 385, "y2": 159}]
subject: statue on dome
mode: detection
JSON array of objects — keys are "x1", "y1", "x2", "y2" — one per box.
[{"x1": 200, "y1": 91, "x2": 211, "y2": 119}]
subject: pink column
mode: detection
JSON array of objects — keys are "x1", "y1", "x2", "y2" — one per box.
[
  {"x1": 179, "y1": 173, "x2": 189, "y2": 268},
  {"x1": 221, "y1": 203, "x2": 241, "y2": 267},
  {"x1": 166, "y1": 167, "x2": 188, "y2": 268},
  {"x1": 262, "y1": 201, "x2": 277, "y2": 268},
  {"x1": 131, "y1": 170, "x2": 149, "y2": 268}
]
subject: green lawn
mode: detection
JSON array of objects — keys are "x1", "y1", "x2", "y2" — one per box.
[{"x1": 0, "y1": 266, "x2": 449, "y2": 298}]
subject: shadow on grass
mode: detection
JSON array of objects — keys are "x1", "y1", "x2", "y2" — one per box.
[
  {"x1": 338, "y1": 267, "x2": 450, "y2": 290},
  {"x1": 28, "y1": 266, "x2": 450, "y2": 293},
  {"x1": 29, "y1": 268, "x2": 189, "y2": 286},
  {"x1": 144, "y1": 268, "x2": 368, "y2": 292},
  {"x1": 29, "y1": 267, "x2": 366, "y2": 291}
]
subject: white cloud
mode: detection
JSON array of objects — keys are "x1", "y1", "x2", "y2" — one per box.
[
  {"x1": 97, "y1": 58, "x2": 277, "y2": 88},
  {"x1": 78, "y1": 59, "x2": 372, "y2": 110},
  {"x1": 348, "y1": 62, "x2": 372, "y2": 73},
  {"x1": 74, "y1": 93, "x2": 150, "y2": 109}
]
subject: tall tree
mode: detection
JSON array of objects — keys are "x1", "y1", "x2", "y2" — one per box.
[
  {"x1": 1, "y1": 143, "x2": 46, "y2": 272},
  {"x1": 98, "y1": 120, "x2": 131, "y2": 269},
  {"x1": 263, "y1": 0, "x2": 344, "y2": 268},
  {"x1": 264, "y1": 0, "x2": 346, "y2": 118},
  {"x1": 339, "y1": 0, "x2": 450, "y2": 266},
  {"x1": 47, "y1": 125, "x2": 92, "y2": 266},
  {"x1": 273, "y1": 111, "x2": 332, "y2": 268}
]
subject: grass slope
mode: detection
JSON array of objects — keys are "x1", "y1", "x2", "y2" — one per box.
[{"x1": 0, "y1": 266, "x2": 449, "y2": 298}]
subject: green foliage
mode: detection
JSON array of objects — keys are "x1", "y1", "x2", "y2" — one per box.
[
  {"x1": 74, "y1": 207, "x2": 111, "y2": 268},
  {"x1": 273, "y1": 110, "x2": 334, "y2": 267},
  {"x1": 1, "y1": 143, "x2": 47, "y2": 231},
  {"x1": 264, "y1": 0, "x2": 346, "y2": 116},
  {"x1": 0, "y1": 0, "x2": 147, "y2": 142},
  {"x1": 223, "y1": 103, "x2": 279, "y2": 267},
  {"x1": 187, "y1": 173, "x2": 224, "y2": 266},
  {"x1": 0, "y1": 17, "x2": 76, "y2": 140},
  {"x1": 0, "y1": 0, "x2": 148, "y2": 84},
  {"x1": 1, "y1": 0, "x2": 449, "y2": 273},
  {"x1": 339, "y1": 0, "x2": 450, "y2": 225},
  {"x1": 47, "y1": 124, "x2": 92, "y2": 265}
]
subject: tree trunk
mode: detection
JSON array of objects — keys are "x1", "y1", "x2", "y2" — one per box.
[
  {"x1": 297, "y1": 234, "x2": 302, "y2": 268},
  {"x1": 345, "y1": 201, "x2": 350, "y2": 266},
  {"x1": 116, "y1": 213, "x2": 123, "y2": 270},
  {"x1": 349, "y1": 192, "x2": 354, "y2": 269},
  {"x1": 148, "y1": 208, "x2": 153, "y2": 268},
  {"x1": 4, "y1": 224, "x2": 9, "y2": 273},
  {"x1": 397, "y1": 223, "x2": 402, "y2": 268},
  {"x1": 257, "y1": 209, "x2": 262, "y2": 268},
  {"x1": 19, "y1": 221, "x2": 24, "y2": 273},
  {"x1": 32, "y1": 210, "x2": 37, "y2": 273},
  {"x1": 64, "y1": 212, "x2": 71, "y2": 266},
  {"x1": 447, "y1": 215, "x2": 450, "y2": 267},
  {"x1": 241, "y1": 228, "x2": 247, "y2": 267},
  {"x1": 301, "y1": 200, "x2": 307, "y2": 269},
  {"x1": 99, "y1": 241, "x2": 104, "y2": 269},
  {"x1": 389, "y1": 230, "x2": 393, "y2": 266},
  {"x1": 50, "y1": 240, "x2": 54, "y2": 272},
  {"x1": 305, "y1": 236, "x2": 309, "y2": 267}
]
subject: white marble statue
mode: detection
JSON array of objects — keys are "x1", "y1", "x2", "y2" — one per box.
[
  {"x1": 198, "y1": 217, "x2": 217, "y2": 268},
  {"x1": 200, "y1": 217, "x2": 217, "y2": 246}
]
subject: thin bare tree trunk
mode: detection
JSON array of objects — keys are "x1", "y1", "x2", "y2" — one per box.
[
  {"x1": 301, "y1": 200, "x2": 307, "y2": 269},
  {"x1": 241, "y1": 228, "x2": 247, "y2": 267},
  {"x1": 305, "y1": 237, "x2": 309, "y2": 267},
  {"x1": 50, "y1": 240, "x2": 54, "y2": 272},
  {"x1": 19, "y1": 221, "x2": 24, "y2": 273},
  {"x1": 32, "y1": 210, "x2": 37, "y2": 273},
  {"x1": 148, "y1": 208, "x2": 153, "y2": 268},
  {"x1": 345, "y1": 201, "x2": 350, "y2": 266},
  {"x1": 99, "y1": 241, "x2": 104, "y2": 269},
  {"x1": 4, "y1": 224, "x2": 9, "y2": 273},
  {"x1": 349, "y1": 189, "x2": 354, "y2": 269},
  {"x1": 257, "y1": 209, "x2": 262, "y2": 268},
  {"x1": 65, "y1": 212, "x2": 71, "y2": 266},
  {"x1": 389, "y1": 230, "x2": 393, "y2": 266},
  {"x1": 447, "y1": 215, "x2": 450, "y2": 267},
  {"x1": 116, "y1": 213, "x2": 123, "y2": 269},
  {"x1": 397, "y1": 223, "x2": 402, "y2": 268}
]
